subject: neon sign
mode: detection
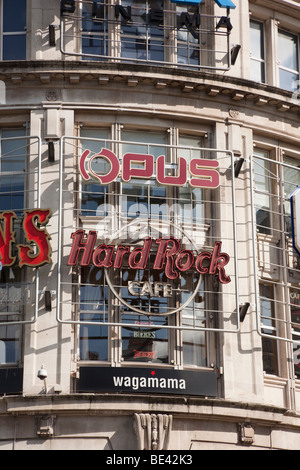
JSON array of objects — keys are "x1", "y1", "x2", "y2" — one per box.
[
  {"x1": 0, "y1": 209, "x2": 52, "y2": 268},
  {"x1": 67, "y1": 233, "x2": 231, "y2": 284},
  {"x1": 79, "y1": 148, "x2": 220, "y2": 189}
]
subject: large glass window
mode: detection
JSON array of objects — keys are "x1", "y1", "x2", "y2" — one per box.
[
  {"x1": 176, "y1": 4, "x2": 202, "y2": 67},
  {"x1": 76, "y1": 126, "x2": 215, "y2": 369},
  {"x1": 120, "y1": 0, "x2": 164, "y2": 63},
  {"x1": 1, "y1": 0, "x2": 26, "y2": 60},
  {"x1": 82, "y1": 0, "x2": 109, "y2": 59},
  {"x1": 250, "y1": 20, "x2": 265, "y2": 83},
  {"x1": 278, "y1": 30, "x2": 299, "y2": 92},
  {"x1": 0, "y1": 128, "x2": 28, "y2": 366}
]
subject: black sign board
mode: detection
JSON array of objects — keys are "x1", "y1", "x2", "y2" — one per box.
[{"x1": 78, "y1": 367, "x2": 218, "y2": 397}]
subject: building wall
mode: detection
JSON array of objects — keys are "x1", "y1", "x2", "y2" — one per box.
[{"x1": 1, "y1": 0, "x2": 300, "y2": 450}]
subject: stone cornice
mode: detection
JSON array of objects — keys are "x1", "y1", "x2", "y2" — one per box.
[{"x1": 0, "y1": 61, "x2": 299, "y2": 116}]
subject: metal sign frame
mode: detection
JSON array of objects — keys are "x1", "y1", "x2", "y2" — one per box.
[{"x1": 57, "y1": 136, "x2": 240, "y2": 334}]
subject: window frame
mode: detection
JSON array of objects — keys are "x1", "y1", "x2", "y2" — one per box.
[{"x1": 0, "y1": 0, "x2": 27, "y2": 61}]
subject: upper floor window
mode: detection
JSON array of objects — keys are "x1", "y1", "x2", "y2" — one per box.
[
  {"x1": 278, "y1": 30, "x2": 299, "y2": 92},
  {"x1": 61, "y1": 0, "x2": 232, "y2": 72},
  {"x1": 1, "y1": 0, "x2": 26, "y2": 60},
  {"x1": 250, "y1": 20, "x2": 265, "y2": 83}
]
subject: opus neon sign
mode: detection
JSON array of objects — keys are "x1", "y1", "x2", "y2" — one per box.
[{"x1": 79, "y1": 148, "x2": 220, "y2": 189}]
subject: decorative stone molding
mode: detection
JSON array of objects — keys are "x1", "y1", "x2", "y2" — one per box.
[
  {"x1": 134, "y1": 413, "x2": 173, "y2": 450},
  {"x1": 36, "y1": 415, "x2": 55, "y2": 438},
  {"x1": 238, "y1": 422, "x2": 254, "y2": 446}
]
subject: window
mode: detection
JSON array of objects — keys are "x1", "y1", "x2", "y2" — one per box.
[
  {"x1": 283, "y1": 156, "x2": 300, "y2": 236},
  {"x1": 260, "y1": 283, "x2": 279, "y2": 375},
  {"x1": 1, "y1": 0, "x2": 26, "y2": 60},
  {"x1": 176, "y1": 4, "x2": 202, "y2": 67},
  {"x1": 250, "y1": 20, "x2": 265, "y2": 83},
  {"x1": 253, "y1": 149, "x2": 272, "y2": 235},
  {"x1": 278, "y1": 30, "x2": 299, "y2": 92},
  {"x1": 61, "y1": 0, "x2": 232, "y2": 71},
  {"x1": 0, "y1": 128, "x2": 28, "y2": 366},
  {"x1": 0, "y1": 129, "x2": 26, "y2": 215},
  {"x1": 80, "y1": 128, "x2": 111, "y2": 217},
  {"x1": 290, "y1": 289, "x2": 300, "y2": 379},
  {"x1": 82, "y1": 0, "x2": 109, "y2": 59},
  {"x1": 121, "y1": 0, "x2": 165, "y2": 64},
  {"x1": 72, "y1": 125, "x2": 222, "y2": 369}
]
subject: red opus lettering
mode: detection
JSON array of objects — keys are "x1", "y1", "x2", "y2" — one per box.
[
  {"x1": 67, "y1": 233, "x2": 231, "y2": 284},
  {"x1": 79, "y1": 148, "x2": 220, "y2": 189}
]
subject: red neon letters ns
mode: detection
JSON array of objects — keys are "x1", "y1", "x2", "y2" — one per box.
[
  {"x1": 0, "y1": 209, "x2": 52, "y2": 268},
  {"x1": 67, "y1": 232, "x2": 231, "y2": 284},
  {"x1": 79, "y1": 148, "x2": 220, "y2": 189}
]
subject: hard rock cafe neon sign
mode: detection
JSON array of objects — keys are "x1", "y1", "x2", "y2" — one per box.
[{"x1": 67, "y1": 232, "x2": 231, "y2": 285}]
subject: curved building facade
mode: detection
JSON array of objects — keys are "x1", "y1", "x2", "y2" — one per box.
[{"x1": 1, "y1": 0, "x2": 300, "y2": 450}]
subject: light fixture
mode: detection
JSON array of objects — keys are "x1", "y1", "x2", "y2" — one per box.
[
  {"x1": 61, "y1": 0, "x2": 76, "y2": 15},
  {"x1": 48, "y1": 141, "x2": 55, "y2": 163},
  {"x1": 45, "y1": 290, "x2": 52, "y2": 312},
  {"x1": 49, "y1": 25, "x2": 56, "y2": 47},
  {"x1": 234, "y1": 157, "x2": 245, "y2": 177},
  {"x1": 231, "y1": 44, "x2": 241, "y2": 65},
  {"x1": 239, "y1": 302, "x2": 250, "y2": 322}
]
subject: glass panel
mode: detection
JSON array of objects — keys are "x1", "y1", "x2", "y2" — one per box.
[
  {"x1": 0, "y1": 266, "x2": 23, "y2": 365},
  {"x1": 122, "y1": 314, "x2": 168, "y2": 363},
  {"x1": 250, "y1": 59, "x2": 265, "y2": 83},
  {"x1": 0, "y1": 129, "x2": 26, "y2": 215},
  {"x1": 3, "y1": 0, "x2": 26, "y2": 33},
  {"x1": 250, "y1": 21, "x2": 265, "y2": 83},
  {"x1": 278, "y1": 30, "x2": 298, "y2": 71},
  {"x1": 121, "y1": 0, "x2": 164, "y2": 63},
  {"x1": 279, "y1": 69, "x2": 299, "y2": 92},
  {"x1": 250, "y1": 21, "x2": 264, "y2": 60},
  {"x1": 290, "y1": 289, "x2": 300, "y2": 378},
  {"x1": 82, "y1": 0, "x2": 108, "y2": 59},
  {"x1": 177, "y1": 5, "x2": 200, "y2": 66},
  {"x1": 283, "y1": 156, "x2": 300, "y2": 236},
  {"x1": 253, "y1": 150, "x2": 271, "y2": 234},
  {"x1": 121, "y1": 130, "x2": 167, "y2": 221},
  {"x1": 260, "y1": 284, "x2": 278, "y2": 375},
  {"x1": 79, "y1": 267, "x2": 108, "y2": 361},
  {"x1": 2, "y1": 35, "x2": 26, "y2": 61},
  {"x1": 80, "y1": 128, "x2": 110, "y2": 216},
  {"x1": 182, "y1": 278, "x2": 207, "y2": 367}
]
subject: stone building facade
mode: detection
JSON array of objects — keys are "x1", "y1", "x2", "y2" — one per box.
[{"x1": 1, "y1": 0, "x2": 300, "y2": 450}]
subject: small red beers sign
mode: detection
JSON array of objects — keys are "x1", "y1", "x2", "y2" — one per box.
[
  {"x1": 0, "y1": 209, "x2": 52, "y2": 268},
  {"x1": 67, "y1": 232, "x2": 231, "y2": 284},
  {"x1": 79, "y1": 148, "x2": 220, "y2": 189}
]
